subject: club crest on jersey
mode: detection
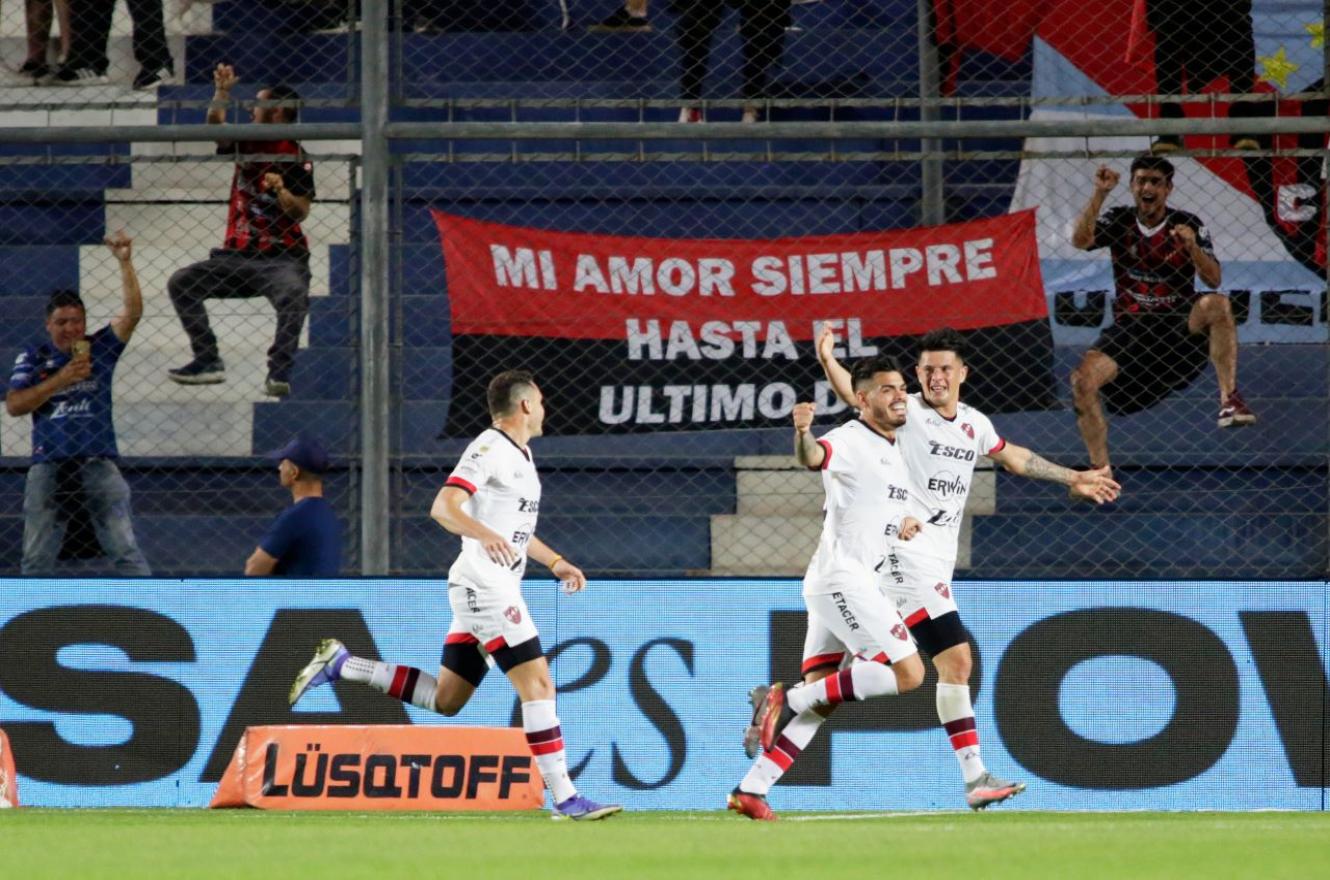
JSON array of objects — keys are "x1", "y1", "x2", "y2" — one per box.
[
  {"x1": 934, "y1": 582, "x2": 951, "y2": 599},
  {"x1": 891, "y1": 623, "x2": 909, "y2": 641},
  {"x1": 960, "y1": 423, "x2": 974, "y2": 440},
  {"x1": 504, "y1": 605, "x2": 522, "y2": 624}
]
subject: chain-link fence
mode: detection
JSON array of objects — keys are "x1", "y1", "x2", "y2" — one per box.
[{"x1": 0, "y1": 0, "x2": 1326, "y2": 579}]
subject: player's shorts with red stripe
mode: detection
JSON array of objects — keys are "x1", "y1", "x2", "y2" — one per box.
[
  {"x1": 878, "y1": 549, "x2": 959, "y2": 629},
  {"x1": 801, "y1": 565, "x2": 918, "y2": 673},
  {"x1": 445, "y1": 578, "x2": 540, "y2": 657}
]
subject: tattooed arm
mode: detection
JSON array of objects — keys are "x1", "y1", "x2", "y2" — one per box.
[{"x1": 990, "y1": 442, "x2": 1120, "y2": 504}]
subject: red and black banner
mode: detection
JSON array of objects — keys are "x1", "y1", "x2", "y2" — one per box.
[{"x1": 434, "y1": 210, "x2": 1058, "y2": 436}]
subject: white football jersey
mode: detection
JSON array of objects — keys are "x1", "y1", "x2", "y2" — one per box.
[
  {"x1": 896, "y1": 393, "x2": 1003, "y2": 560},
  {"x1": 804, "y1": 419, "x2": 914, "y2": 595},
  {"x1": 443, "y1": 427, "x2": 542, "y2": 589}
]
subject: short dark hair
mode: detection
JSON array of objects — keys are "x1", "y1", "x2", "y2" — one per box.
[
  {"x1": 918, "y1": 327, "x2": 967, "y2": 363},
  {"x1": 850, "y1": 354, "x2": 905, "y2": 390},
  {"x1": 263, "y1": 83, "x2": 301, "y2": 122},
  {"x1": 487, "y1": 370, "x2": 537, "y2": 418},
  {"x1": 1130, "y1": 154, "x2": 1174, "y2": 182},
  {"x1": 45, "y1": 289, "x2": 85, "y2": 318}
]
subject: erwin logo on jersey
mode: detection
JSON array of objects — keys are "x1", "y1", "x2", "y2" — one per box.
[{"x1": 927, "y1": 471, "x2": 968, "y2": 498}]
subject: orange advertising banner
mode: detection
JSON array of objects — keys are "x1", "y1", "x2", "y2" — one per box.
[
  {"x1": 210, "y1": 725, "x2": 544, "y2": 811},
  {"x1": 0, "y1": 727, "x2": 19, "y2": 808}
]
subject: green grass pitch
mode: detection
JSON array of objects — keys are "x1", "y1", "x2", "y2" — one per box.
[{"x1": 5, "y1": 809, "x2": 1327, "y2": 879}]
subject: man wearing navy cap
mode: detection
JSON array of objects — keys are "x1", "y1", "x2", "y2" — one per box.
[{"x1": 245, "y1": 434, "x2": 341, "y2": 576}]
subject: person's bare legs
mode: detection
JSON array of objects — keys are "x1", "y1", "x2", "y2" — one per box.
[
  {"x1": 1188, "y1": 293, "x2": 1237, "y2": 401},
  {"x1": 1070, "y1": 349, "x2": 1120, "y2": 472}
]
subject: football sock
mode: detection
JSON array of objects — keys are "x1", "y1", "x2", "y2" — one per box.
[
  {"x1": 937, "y1": 682, "x2": 985, "y2": 783},
  {"x1": 341, "y1": 656, "x2": 439, "y2": 712},
  {"x1": 522, "y1": 699, "x2": 577, "y2": 803},
  {"x1": 787, "y1": 662, "x2": 898, "y2": 714},
  {"x1": 739, "y1": 710, "x2": 825, "y2": 796}
]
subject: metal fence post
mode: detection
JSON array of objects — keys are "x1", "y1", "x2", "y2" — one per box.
[
  {"x1": 918, "y1": 0, "x2": 945, "y2": 226},
  {"x1": 360, "y1": 0, "x2": 391, "y2": 574}
]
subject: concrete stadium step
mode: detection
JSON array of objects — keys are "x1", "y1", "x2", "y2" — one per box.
[
  {"x1": 400, "y1": 195, "x2": 922, "y2": 247},
  {"x1": 709, "y1": 511, "x2": 979, "y2": 576},
  {"x1": 1, "y1": 399, "x2": 255, "y2": 458},
  {"x1": 0, "y1": 200, "x2": 106, "y2": 244},
  {"x1": 0, "y1": 2, "x2": 214, "y2": 39},
  {"x1": 75, "y1": 243, "x2": 338, "y2": 301},
  {"x1": 0, "y1": 245, "x2": 79, "y2": 293},
  {"x1": 396, "y1": 464, "x2": 736, "y2": 516},
  {"x1": 102, "y1": 202, "x2": 351, "y2": 254},
  {"x1": 731, "y1": 453, "x2": 995, "y2": 517},
  {"x1": 393, "y1": 511, "x2": 712, "y2": 577},
  {"x1": 969, "y1": 511, "x2": 1328, "y2": 579},
  {"x1": 993, "y1": 466, "x2": 1329, "y2": 516}
]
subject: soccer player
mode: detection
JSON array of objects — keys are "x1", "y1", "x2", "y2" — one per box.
[
  {"x1": 1070, "y1": 155, "x2": 1256, "y2": 478},
  {"x1": 289, "y1": 370, "x2": 621, "y2": 821},
  {"x1": 730, "y1": 328, "x2": 1120, "y2": 820},
  {"x1": 728, "y1": 355, "x2": 929, "y2": 822}
]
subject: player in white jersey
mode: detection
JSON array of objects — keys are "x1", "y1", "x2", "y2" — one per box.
[
  {"x1": 729, "y1": 355, "x2": 929, "y2": 821},
  {"x1": 288, "y1": 370, "x2": 621, "y2": 821},
  {"x1": 815, "y1": 326, "x2": 1119, "y2": 810}
]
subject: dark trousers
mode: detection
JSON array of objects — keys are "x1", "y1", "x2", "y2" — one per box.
[
  {"x1": 168, "y1": 250, "x2": 312, "y2": 382},
  {"x1": 676, "y1": 0, "x2": 790, "y2": 103},
  {"x1": 67, "y1": 0, "x2": 173, "y2": 73}
]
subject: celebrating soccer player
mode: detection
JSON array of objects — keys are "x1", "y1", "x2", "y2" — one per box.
[
  {"x1": 730, "y1": 356, "x2": 930, "y2": 821},
  {"x1": 1070, "y1": 155, "x2": 1256, "y2": 478},
  {"x1": 289, "y1": 370, "x2": 621, "y2": 821},
  {"x1": 729, "y1": 328, "x2": 1119, "y2": 819}
]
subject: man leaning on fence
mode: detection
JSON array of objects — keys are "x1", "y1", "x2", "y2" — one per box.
[
  {"x1": 166, "y1": 63, "x2": 315, "y2": 398},
  {"x1": 1070, "y1": 155, "x2": 1256, "y2": 481},
  {"x1": 6, "y1": 233, "x2": 151, "y2": 576}
]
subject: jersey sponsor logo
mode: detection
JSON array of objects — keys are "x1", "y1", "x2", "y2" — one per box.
[
  {"x1": 504, "y1": 605, "x2": 522, "y2": 625},
  {"x1": 927, "y1": 440, "x2": 976, "y2": 461},
  {"x1": 49, "y1": 398, "x2": 93, "y2": 420},
  {"x1": 886, "y1": 484, "x2": 908, "y2": 501},
  {"x1": 934, "y1": 582, "x2": 951, "y2": 599},
  {"x1": 886, "y1": 552, "x2": 905, "y2": 585},
  {"x1": 926, "y1": 508, "x2": 963, "y2": 527},
  {"x1": 927, "y1": 471, "x2": 968, "y2": 499},
  {"x1": 831, "y1": 591, "x2": 860, "y2": 631},
  {"x1": 465, "y1": 587, "x2": 479, "y2": 613},
  {"x1": 517, "y1": 497, "x2": 539, "y2": 513}
]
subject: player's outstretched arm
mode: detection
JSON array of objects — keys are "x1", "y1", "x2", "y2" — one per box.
[
  {"x1": 430, "y1": 485, "x2": 519, "y2": 566},
  {"x1": 528, "y1": 535, "x2": 587, "y2": 593},
  {"x1": 793, "y1": 402, "x2": 826, "y2": 468},
  {"x1": 815, "y1": 325, "x2": 856, "y2": 407},
  {"x1": 989, "y1": 443, "x2": 1120, "y2": 504}
]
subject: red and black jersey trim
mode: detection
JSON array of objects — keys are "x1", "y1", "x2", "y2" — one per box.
[
  {"x1": 813, "y1": 438, "x2": 833, "y2": 471},
  {"x1": 444, "y1": 476, "x2": 477, "y2": 494}
]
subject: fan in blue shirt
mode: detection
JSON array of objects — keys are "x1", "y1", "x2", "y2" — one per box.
[{"x1": 246, "y1": 434, "x2": 341, "y2": 577}]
